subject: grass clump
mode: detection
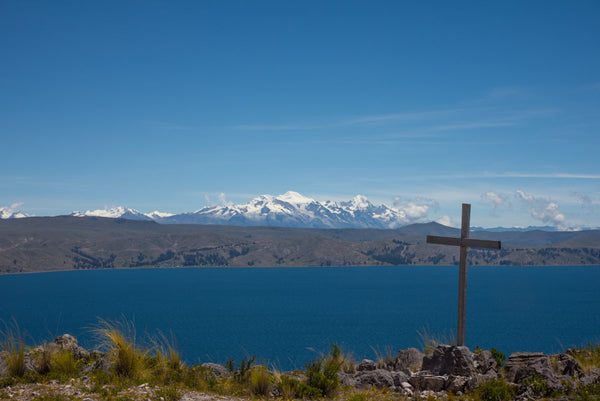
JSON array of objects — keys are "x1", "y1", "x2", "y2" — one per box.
[
  {"x1": 248, "y1": 365, "x2": 271, "y2": 396},
  {"x1": 1, "y1": 320, "x2": 27, "y2": 378},
  {"x1": 50, "y1": 350, "x2": 78, "y2": 376},
  {"x1": 94, "y1": 318, "x2": 147, "y2": 380},
  {"x1": 570, "y1": 343, "x2": 600, "y2": 374},
  {"x1": 417, "y1": 326, "x2": 455, "y2": 355},
  {"x1": 475, "y1": 377, "x2": 515, "y2": 401}
]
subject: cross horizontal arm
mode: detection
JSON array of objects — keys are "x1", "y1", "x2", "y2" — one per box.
[
  {"x1": 426, "y1": 235, "x2": 460, "y2": 246},
  {"x1": 426, "y1": 235, "x2": 501, "y2": 250},
  {"x1": 463, "y1": 238, "x2": 501, "y2": 249}
]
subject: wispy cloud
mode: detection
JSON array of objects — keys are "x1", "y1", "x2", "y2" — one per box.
[{"x1": 481, "y1": 192, "x2": 510, "y2": 209}]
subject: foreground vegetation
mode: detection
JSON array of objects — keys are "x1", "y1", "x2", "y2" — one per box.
[{"x1": 1, "y1": 319, "x2": 599, "y2": 401}]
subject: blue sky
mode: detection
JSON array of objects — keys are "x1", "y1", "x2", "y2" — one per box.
[{"x1": 1, "y1": 1, "x2": 599, "y2": 228}]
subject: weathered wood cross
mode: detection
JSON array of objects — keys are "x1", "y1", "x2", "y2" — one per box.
[{"x1": 426, "y1": 203, "x2": 501, "y2": 347}]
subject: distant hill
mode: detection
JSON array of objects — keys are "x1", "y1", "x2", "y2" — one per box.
[{"x1": 1, "y1": 216, "x2": 599, "y2": 274}]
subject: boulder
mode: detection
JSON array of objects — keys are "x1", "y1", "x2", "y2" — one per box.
[
  {"x1": 408, "y1": 372, "x2": 446, "y2": 392},
  {"x1": 202, "y1": 363, "x2": 230, "y2": 379},
  {"x1": 422, "y1": 345, "x2": 476, "y2": 376},
  {"x1": 50, "y1": 334, "x2": 90, "y2": 360},
  {"x1": 353, "y1": 369, "x2": 395, "y2": 389},
  {"x1": 391, "y1": 371, "x2": 409, "y2": 387},
  {"x1": 553, "y1": 353, "x2": 583, "y2": 377},
  {"x1": 505, "y1": 352, "x2": 563, "y2": 393},
  {"x1": 474, "y1": 350, "x2": 497, "y2": 374},
  {"x1": 357, "y1": 359, "x2": 377, "y2": 372},
  {"x1": 395, "y1": 348, "x2": 424, "y2": 373}
]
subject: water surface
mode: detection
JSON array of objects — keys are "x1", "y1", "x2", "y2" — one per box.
[{"x1": 0, "y1": 266, "x2": 598, "y2": 370}]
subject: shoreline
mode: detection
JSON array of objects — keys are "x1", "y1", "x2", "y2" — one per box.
[{"x1": 2, "y1": 263, "x2": 600, "y2": 277}]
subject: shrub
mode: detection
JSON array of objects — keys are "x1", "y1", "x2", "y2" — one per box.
[
  {"x1": 490, "y1": 347, "x2": 506, "y2": 369},
  {"x1": 476, "y1": 378, "x2": 515, "y2": 401},
  {"x1": 305, "y1": 344, "x2": 343, "y2": 397},
  {"x1": 524, "y1": 373, "x2": 550, "y2": 397}
]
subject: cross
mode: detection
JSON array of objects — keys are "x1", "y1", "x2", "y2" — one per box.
[{"x1": 426, "y1": 203, "x2": 501, "y2": 347}]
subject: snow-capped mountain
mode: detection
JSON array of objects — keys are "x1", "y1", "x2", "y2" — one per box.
[
  {"x1": 0, "y1": 207, "x2": 29, "y2": 219},
  {"x1": 157, "y1": 191, "x2": 421, "y2": 228},
  {"x1": 144, "y1": 210, "x2": 175, "y2": 220},
  {"x1": 71, "y1": 206, "x2": 153, "y2": 221}
]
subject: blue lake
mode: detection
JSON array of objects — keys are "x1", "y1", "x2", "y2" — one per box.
[{"x1": 0, "y1": 266, "x2": 599, "y2": 370}]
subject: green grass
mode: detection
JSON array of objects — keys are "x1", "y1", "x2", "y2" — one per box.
[{"x1": 475, "y1": 377, "x2": 515, "y2": 401}]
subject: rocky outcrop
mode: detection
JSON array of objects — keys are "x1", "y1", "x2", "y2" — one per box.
[
  {"x1": 422, "y1": 345, "x2": 476, "y2": 376},
  {"x1": 1, "y1": 335, "x2": 598, "y2": 400}
]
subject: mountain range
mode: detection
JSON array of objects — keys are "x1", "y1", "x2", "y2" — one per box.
[
  {"x1": 1, "y1": 191, "x2": 595, "y2": 231},
  {"x1": 70, "y1": 191, "x2": 429, "y2": 229}
]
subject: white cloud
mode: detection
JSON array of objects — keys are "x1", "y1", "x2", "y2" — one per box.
[
  {"x1": 392, "y1": 197, "x2": 438, "y2": 223},
  {"x1": 515, "y1": 190, "x2": 565, "y2": 226},
  {"x1": 481, "y1": 191, "x2": 509, "y2": 208},
  {"x1": 436, "y1": 215, "x2": 455, "y2": 227}
]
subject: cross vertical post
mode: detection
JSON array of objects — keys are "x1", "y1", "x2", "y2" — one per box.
[
  {"x1": 457, "y1": 203, "x2": 470, "y2": 347},
  {"x1": 426, "y1": 203, "x2": 501, "y2": 347}
]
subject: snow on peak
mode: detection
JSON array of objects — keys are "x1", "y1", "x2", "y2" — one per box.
[
  {"x1": 144, "y1": 210, "x2": 174, "y2": 219},
  {"x1": 276, "y1": 191, "x2": 315, "y2": 205},
  {"x1": 72, "y1": 206, "x2": 149, "y2": 220},
  {"x1": 349, "y1": 195, "x2": 371, "y2": 210},
  {"x1": 0, "y1": 203, "x2": 29, "y2": 219}
]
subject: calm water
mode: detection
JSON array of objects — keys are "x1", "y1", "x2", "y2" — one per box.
[{"x1": 0, "y1": 266, "x2": 599, "y2": 370}]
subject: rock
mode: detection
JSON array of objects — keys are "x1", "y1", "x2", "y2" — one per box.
[
  {"x1": 395, "y1": 348, "x2": 424, "y2": 373},
  {"x1": 51, "y1": 334, "x2": 90, "y2": 361},
  {"x1": 465, "y1": 373, "x2": 498, "y2": 392},
  {"x1": 400, "y1": 381, "x2": 414, "y2": 396},
  {"x1": 582, "y1": 368, "x2": 600, "y2": 385},
  {"x1": 422, "y1": 345, "x2": 476, "y2": 376},
  {"x1": 84, "y1": 351, "x2": 112, "y2": 375},
  {"x1": 391, "y1": 371, "x2": 409, "y2": 387},
  {"x1": 474, "y1": 350, "x2": 497, "y2": 374},
  {"x1": 445, "y1": 375, "x2": 470, "y2": 393},
  {"x1": 553, "y1": 353, "x2": 583, "y2": 377},
  {"x1": 357, "y1": 359, "x2": 377, "y2": 372},
  {"x1": 408, "y1": 372, "x2": 446, "y2": 392},
  {"x1": 338, "y1": 372, "x2": 356, "y2": 386},
  {"x1": 505, "y1": 352, "x2": 563, "y2": 393},
  {"x1": 202, "y1": 363, "x2": 230, "y2": 379},
  {"x1": 353, "y1": 369, "x2": 395, "y2": 389}
]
